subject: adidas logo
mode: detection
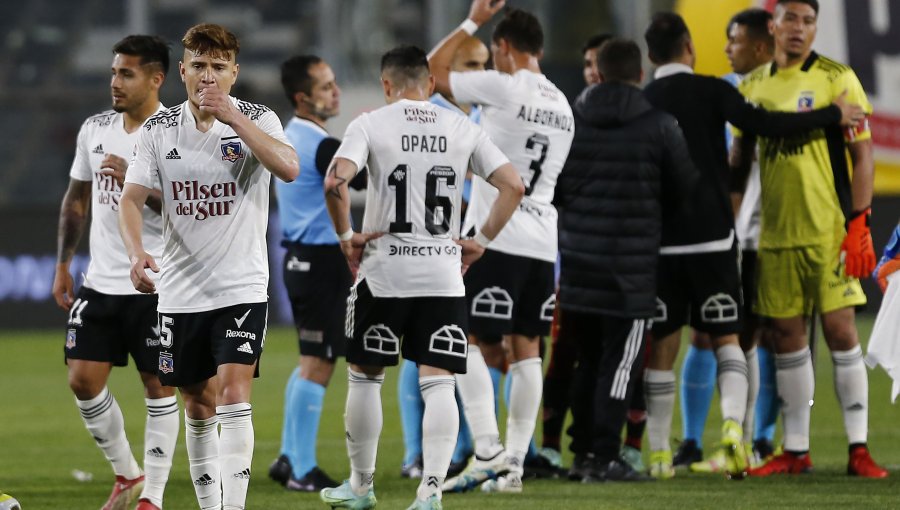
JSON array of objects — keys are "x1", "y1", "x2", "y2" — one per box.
[
  {"x1": 165, "y1": 148, "x2": 181, "y2": 160},
  {"x1": 233, "y1": 468, "x2": 251, "y2": 479},
  {"x1": 146, "y1": 447, "x2": 165, "y2": 458},
  {"x1": 194, "y1": 473, "x2": 215, "y2": 486},
  {"x1": 92, "y1": 144, "x2": 104, "y2": 154},
  {"x1": 237, "y1": 342, "x2": 253, "y2": 354},
  {"x1": 843, "y1": 287, "x2": 856, "y2": 297}
]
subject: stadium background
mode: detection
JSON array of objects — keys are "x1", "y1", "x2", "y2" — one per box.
[{"x1": 1, "y1": 0, "x2": 898, "y2": 329}]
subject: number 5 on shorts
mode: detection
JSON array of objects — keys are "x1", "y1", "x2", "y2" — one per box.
[{"x1": 160, "y1": 316, "x2": 174, "y2": 348}]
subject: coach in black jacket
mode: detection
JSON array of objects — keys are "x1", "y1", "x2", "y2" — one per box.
[{"x1": 555, "y1": 38, "x2": 698, "y2": 482}]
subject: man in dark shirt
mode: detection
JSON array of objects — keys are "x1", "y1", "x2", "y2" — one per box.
[
  {"x1": 557, "y1": 38, "x2": 697, "y2": 482},
  {"x1": 640, "y1": 11, "x2": 865, "y2": 480}
]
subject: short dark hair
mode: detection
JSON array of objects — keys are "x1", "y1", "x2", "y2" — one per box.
[
  {"x1": 727, "y1": 8, "x2": 773, "y2": 42},
  {"x1": 182, "y1": 23, "x2": 240, "y2": 61},
  {"x1": 581, "y1": 33, "x2": 613, "y2": 55},
  {"x1": 281, "y1": 55, "x2": 323, "y2": 108},
  {"x1": 644, "y1": 12, "x2": 691, "y2": 64},
  {"x1": 776, "y1": 0, "x2": 819, "y2": 14},
  {"x1": 112, "y1": 35, "x2": 170, "y2": 76},
  {"x1": 492, "y1": 8, "x2": 543, "y2": 55},
  {"x1": 597, "y1": 38, "x2": 642, "y2": 83},
  {"x1": 381, "y1": 45, "x2": 430, "y2": 85}
]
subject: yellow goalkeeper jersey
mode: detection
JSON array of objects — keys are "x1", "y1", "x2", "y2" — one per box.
[{"x1": 735, "y1": 51, "x2": 872, "y2": 249}]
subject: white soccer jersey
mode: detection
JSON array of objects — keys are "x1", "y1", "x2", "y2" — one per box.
[
  {"x1": 335, "y1": 99, "x2": 509, "y2": 298},
  {"x1": 735, "y1": 161, "x2": 761, "y2": 251},
  {"x1": 69, "y1": 106, "x2": 166, "y2": 295},
  {"x1": 125, "y1": 97, "x2": 290, "y2": 313},
  {"x1": 451, "y1": 69, "x2": 574, "y2": 262}
]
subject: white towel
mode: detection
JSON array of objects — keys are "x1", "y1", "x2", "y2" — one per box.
[{"x1": 865, "y1": 271, "x2": 900, "y2": 403}]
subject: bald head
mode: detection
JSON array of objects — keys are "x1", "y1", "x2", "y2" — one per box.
[{"x1": 451, "y1": 36, "x2": 490, "y2": 73}]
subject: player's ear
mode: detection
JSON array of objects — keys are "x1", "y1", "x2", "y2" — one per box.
[
  {"x1": 426, "y1": 74, "x2": 435, "y2": 96},
  {"x1": 179, "y1": 61, "x2": 186, "y2": 82},
  {"x1": 381, "y1": 77, "x2": 392, "y2": 101},
  {"x1": 232, "y1": 62, "x2": 240, "y2": 81}
]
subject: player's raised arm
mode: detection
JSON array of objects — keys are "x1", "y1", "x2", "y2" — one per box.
[
  {"x1": 118, "y1": 182, "x2": 159, "y2": 294},
  {"x1": 53, "y1": 178, "x2": 92, "y2": 311},
  {"x1": 428, "y1": 0, "x2": 505, "y2": 98}
]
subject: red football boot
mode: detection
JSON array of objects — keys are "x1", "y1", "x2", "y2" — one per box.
[
  {"x1": 100, "y1": 474, "x2": 144, "y2": 510},
  {"x1": 748, "y1": 451, "x2": 813, "y2": 477},
  {"x1": 848, "y1": 446, "x2": 889, "y2": 478}
]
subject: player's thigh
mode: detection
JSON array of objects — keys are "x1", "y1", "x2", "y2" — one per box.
[
  {"x1": 121, "y1": 293, "x2": 163, "y2": 375},
  {"x1": 650, "y1": 254, "x2": 689, "y2": 339},
  {"x1": 510, "y1": 257, "x2": 555, "y2": 339},
  {"x1": 64, "y1": 287, "x2": 129, "y2": 367},
  {"x1": 345, "y1": 279, "x2": 406, "y2": 369},
  {"x1": 465, "y1": 249, "x2": 526, "y2": 338},
  {"x1": 288, "y1": 245, "x2": 353, "y2": 362},
  {"x1": 755, "y1": 247, "x2": 808, "y2": 319},
  {"x1": 687, "y1": 245, "x2": 744, "y2": 338},
  {"x1": 404, "y1": 296, "x2": 469, "y2": 374},
  {"x1": 812, "y1": 242, "x2": 867, "y2": 315}
]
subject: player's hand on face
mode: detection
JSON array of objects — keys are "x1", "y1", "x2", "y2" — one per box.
[
  {"x1": 99, "y1": 154, "x2": 129, "y2": 188},
  {"x1": 340, "y1": 232, "x2": 383, "y2": 279},
  {"x1": 833, "y1": 90, "x2": 866, "y2": 127},
  {"x1": 129, "y1": 252, "x2": 159, "y2": 294},
  {"x1": 468, "y1": 0, "x2": 506, "y2": 25},
  {"x1": 198, "y1": 84, "x2": 238, "y2": 125},
  {"x1": 456, "y1": 238, "x2": 486, "y2": 275},
  {"x1": 52, "y1": 266, "x2": 75, "y2": 311}
]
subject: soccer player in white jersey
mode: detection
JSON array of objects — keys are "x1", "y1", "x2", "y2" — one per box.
[
  {"x1": 119, "y1": 24, "x2": 299, "y2": 510},
  {"x1": 428, "y1": 0, "x2": 574, "y2": 493},
  {"x1": 319, "y1": 45, "x2": 524, "y2": 510},
  {"x1": 52, "y1": 35, "x2": 177, "y2": 510}
]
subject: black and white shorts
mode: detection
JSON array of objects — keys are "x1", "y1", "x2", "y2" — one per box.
[
  {"x1": 344, "y1": 279, "x2": 469, "y2": 374},
  {"x1": 64, "y1": 286, "x2": 160, "y2": 373},
  {"x1": 156, "y1": 302, "x2": 268, "y2": 387},
  {"x1": 464, "y1": 249, "x2": 555, "y2": 342},
  {"x1": 652, "y1": 242, "x2": 744, "y2": 338},
  {"x1": 283, "y1": 243, "x2": 352, "y2": 360}
]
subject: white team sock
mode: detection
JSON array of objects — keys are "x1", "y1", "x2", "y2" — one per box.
[
  {"x1": 744, "y1": 347, "x2": 759, "y2": 443},
  {"x1": 832, "y1": 345, "x2": 868, "y2": 445},
  {"x1": 644, "y1": 369, "x2": 676, "y2": 452},
  {"x1": 716, "y1": 343, "x2": 749, "y2": 424},
  {"x1": 185, "y1": 413, "x2": 221, "y2": 510},
  {"x1": 346, "y1": 369, "x2": 384, "y2": 497},
  {"x1": 218, "y1": 403, "x2": 254, "y2": 510},
  {"x1": 775, "y1": 347, "x2": 814, "y2": 452},
  {"x1": 418, "y1": 375, "x2": 458, "y2": 501},
  {"x1": 75, "y1": 387, "x2": 141, "y2": 479},
  {"x1": 456, "y1": 345, "x2": 503, "y2": 459},
  {"x1": 505, "y1": 357, "x2": 542, "y2": 472},
  {"x1": 140, "y1": 396, "x2": 179, "y2": 508}
]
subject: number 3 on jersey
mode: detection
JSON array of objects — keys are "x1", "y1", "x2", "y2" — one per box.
[
  {"x1": 525, "y1": 133, "x2": 549, "y2": 196},
  {"x1": 388, "y1": 164, "x2": 456, "y2": 236}
]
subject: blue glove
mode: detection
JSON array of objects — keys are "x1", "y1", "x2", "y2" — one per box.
[{"x1": 873, "y1": 224, "x2": 900, "y2": 292}]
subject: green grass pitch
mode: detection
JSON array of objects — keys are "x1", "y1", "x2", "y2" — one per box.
[{"x1": 2, "y1": 316, "x2": 900, "y2": 509}]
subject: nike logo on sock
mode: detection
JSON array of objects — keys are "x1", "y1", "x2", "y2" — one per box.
[{"x1": 234, "y1": 308, "x2": 251, "y2": 328}]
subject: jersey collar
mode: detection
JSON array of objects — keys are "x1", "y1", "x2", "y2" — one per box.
[
  {"x1": 770, "y1": 51, "x2": 819, "y2": 76},
  {"x1": 654, "y1": 62, "x2": 694, "y2": 80}
]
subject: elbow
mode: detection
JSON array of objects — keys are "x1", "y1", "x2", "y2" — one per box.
[
  {"x1": 281, "y1": 157, "x2": 300, "y2": 183},
  {"x1": 512, "y1": 180, "x2": 526, "y2": 200}
]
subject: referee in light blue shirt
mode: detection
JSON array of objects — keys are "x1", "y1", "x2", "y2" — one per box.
[{"x1": 269, "y1": 55, "x2": 364, "y2": 492}]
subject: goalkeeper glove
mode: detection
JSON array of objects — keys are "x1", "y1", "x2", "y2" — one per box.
[
  {"x1": 840, "y1": 208, "x2": 875, "y2": 279},
  {"x1": 873, "y1": 223, "x2": 900, "y2": 293}
]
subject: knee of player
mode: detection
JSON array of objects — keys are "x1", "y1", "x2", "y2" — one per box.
[
  {"x1": 67, "y1": 375, "x2": 106, "y2": 400},
  {"x1": 823, "y1": 322, "x2": 859, "y2": 352}
]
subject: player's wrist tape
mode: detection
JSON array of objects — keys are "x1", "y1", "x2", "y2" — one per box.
[
  {"x1": 338, "y1": 229, "x2": 354, "y2": 242},
  {"x1": 459, "y1": 19, "x2": 479, "y2": 36},
  {"x1": 473, "y1": 231, "x2": 492, "y2": 248},
  {"x1": 848, "y1": 207, "x2": 871, "y2": 228}
]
